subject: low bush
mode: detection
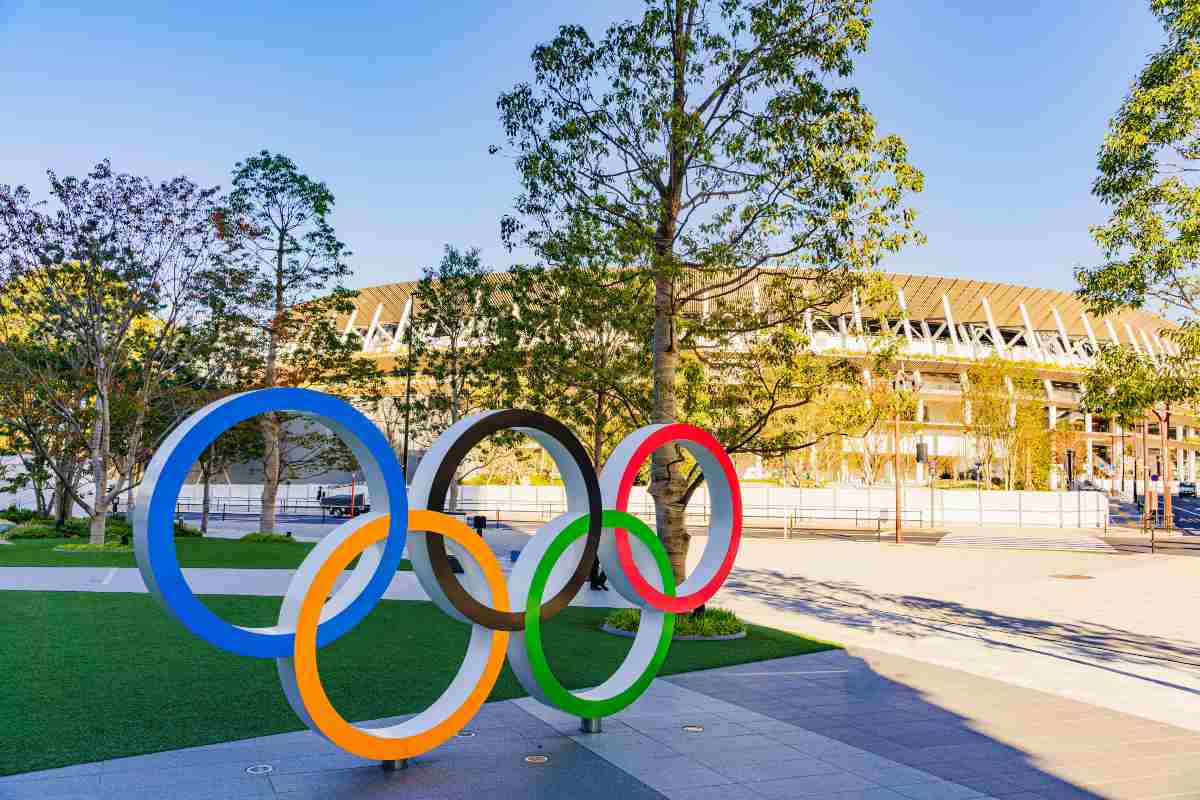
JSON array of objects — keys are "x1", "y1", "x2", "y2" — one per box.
[
  {"x1": 174, "y1": 521, "x2": 202, "y2": 538},
  {"x1": 239, "y1": 532, "x2": 298, "y2": 544},
  {"x1": 53, "y1": 543, "x2": 133, "y2": 553},
  {"x1": 5, "y1": 524, "x2": 64, "y2": 540},
  {"x1": 604, "y1": 606, "x2": 746, "y2": 638},
  {"x1": 0, "y1": 509, "x2": 47, "y2": 524}
]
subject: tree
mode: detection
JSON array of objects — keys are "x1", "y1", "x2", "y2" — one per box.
[
  {"x1": 0, "y1": 163, "x2": 229, "y2": 543},
  {"x1": 498, "y1": 0, "x2": 923, "y2": 578},
  {"x1": 0, "y1": 334, "x2": 87, "y2": 519},
  {"x1": 503, "y1": 264, "x2": 654, "y2": 467},
  {"x1": 959, "y1": 357, "x2": 1047, "y2": 490},
  {"x1": 1077, "y1": 0, "x2": 1200, "y2": 317},
  {"x1": 407, "y1": 246, "x2": 509, "y2": 506},
  {"x1": 1083, "y1": 329, "x2": 1200, "y2": 527},
  {"x1": 218, "y1": 151, "x2": 381, "y2": 533}
]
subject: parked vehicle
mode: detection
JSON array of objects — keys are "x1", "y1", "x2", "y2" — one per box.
[
  {"x1": 1179, "y1": 481, "x2": 1197, "y2": 498},
  {"x1": 320, "y1": 493, "x2": 370, "y2": 517}
]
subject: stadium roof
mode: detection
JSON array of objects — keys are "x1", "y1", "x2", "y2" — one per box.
[{"x1": 338, "y1": 271, "x2": 1171, "y2": 343}]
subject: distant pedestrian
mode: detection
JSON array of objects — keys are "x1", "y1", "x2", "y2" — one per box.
[{"x1": 589, "y1": 556, "x2": 608, "y2": 591}]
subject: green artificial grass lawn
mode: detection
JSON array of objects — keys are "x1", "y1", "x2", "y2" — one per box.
[
  {"x1": 0, "y1": 591, "x2": 836, "y2": 776},
  {"x1": 0, "y1": 537, "x2": 411, "y2": 571}
]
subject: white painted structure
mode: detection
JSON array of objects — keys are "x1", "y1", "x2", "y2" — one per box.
[{"x1": 338, "y1": 272, "x2": 1196, "y2": 489}]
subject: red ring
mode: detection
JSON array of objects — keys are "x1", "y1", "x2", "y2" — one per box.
[{"x1": 611, "y1": 424, "x2": 742, "y2": 613}]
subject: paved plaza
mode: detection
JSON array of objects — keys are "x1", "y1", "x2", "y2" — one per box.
[{"x1": 709, "y1": 536, "x2": 1200, "y2": 733}]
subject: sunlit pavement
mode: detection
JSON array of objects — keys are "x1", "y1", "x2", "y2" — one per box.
[{"x1": 706, "y1": 535, "x2": 1200, "y2": 734}]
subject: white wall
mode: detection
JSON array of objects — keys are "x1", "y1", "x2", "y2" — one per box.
[{"x1": 450, "y1": 484, "x2": 1108, "y2": 529}]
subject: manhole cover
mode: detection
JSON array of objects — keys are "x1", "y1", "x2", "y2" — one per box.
[
  {"x1": 524, "y1": 754, "x2": 550, "y2": 765},
  {"x1": 1051, "y1": 574, "x2": 1095, "y2": 580},
  {"x1": 681, "y1": 724, "x2": 705, "y2": 733},
  {"x1": 245, "y1": 764, "x2": 274, "y2": 776},
  {"x1": 456, "y1": 730, "x2": 476, "y2": 738}
]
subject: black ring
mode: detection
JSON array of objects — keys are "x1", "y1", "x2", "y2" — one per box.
[{"x1": 422, "y1": 410, "x2": 602, "y2": 631}]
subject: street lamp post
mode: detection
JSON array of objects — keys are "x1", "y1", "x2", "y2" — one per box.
[{"x1": 891, "y1": 367, "x2": 918, "y2": 543}]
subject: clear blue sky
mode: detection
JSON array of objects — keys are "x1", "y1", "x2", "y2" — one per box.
[{"x1": 0, "y1": 1, "x2": 1165, "y2": 292}]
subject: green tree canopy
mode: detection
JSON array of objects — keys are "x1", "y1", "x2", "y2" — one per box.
[
  {"x1": 1077, "y1": 0, "x2": 1200, "y2": 317},
  {"x1": 498, "y1": 0, "x2": 923, "y2": 578}
]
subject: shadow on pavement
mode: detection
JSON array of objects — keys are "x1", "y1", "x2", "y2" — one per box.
[{"x1": 724, "y1": 568, "x2": 1200, "y2": 685}]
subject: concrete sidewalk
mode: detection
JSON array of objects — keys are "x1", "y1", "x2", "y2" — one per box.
[{"x1": 0, "y1": 565, "x2": 635, "y2": 611}]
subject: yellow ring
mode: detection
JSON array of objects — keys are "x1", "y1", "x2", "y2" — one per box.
[{"x1": 291, "y1": 510, "x2": 510, "y2": 760}]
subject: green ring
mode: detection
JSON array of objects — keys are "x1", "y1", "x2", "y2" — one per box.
[{"x1": 524, "y1": 509, "x2": 675, "y2": 718}]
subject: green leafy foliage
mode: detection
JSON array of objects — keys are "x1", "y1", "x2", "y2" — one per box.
[
  {"x1": 3, "y1": 524, "x2": 62, "y2": 540},
  {"x1": 0, "y1": 508, "x2": 45, "y2": 524},
  {"x1": 605, "y1": 606, "x2": 748, "y2": 638},
  {"x1": 217, "y1": 151, "x2": 384, "y2": 533},
  {"x1": 239, "y1": 532, "x2": 299, "y2": 544},
  {"x1": 1078, "y1": 0, "x2": 1200, "y2": 317},
  {"x1": 53, "y1": 543, "x2": 132, "y2": 553},
  {"x1": 497, "y1": 0, "x2": 923, "y2": 579}
]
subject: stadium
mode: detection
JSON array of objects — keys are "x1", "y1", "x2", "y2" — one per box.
[{"x1": 336, "y1": 271, "x2": 1195, "y2": 497}]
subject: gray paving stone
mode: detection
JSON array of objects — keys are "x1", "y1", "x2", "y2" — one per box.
[
  {"x1": 616, "y1": 754, "x2": 732, "y2": 791},
  {"x1": 659, "y1": 784, "x2": 764, "y2": 800},
  {"x1": 748, "y1": 769, "x2": 882, "y2": 798},
  {"x1": 706, "y1": 755, "x2": 842, "y2": 783},
  {"x1": 0, "y1": 773, "x2": 102, "y2": 799},
  {"x1": 890, "y1": 779, "x2": 989, "y2": 799}
]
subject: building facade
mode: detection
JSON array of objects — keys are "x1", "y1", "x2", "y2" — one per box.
[{"x1": 337, "y1": 272, "x2": 1197, "y2": 491}]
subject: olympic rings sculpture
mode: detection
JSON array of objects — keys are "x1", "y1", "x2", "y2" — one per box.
[{"x1": 134, "y1": 388, "x2": 742, "y2": 761}]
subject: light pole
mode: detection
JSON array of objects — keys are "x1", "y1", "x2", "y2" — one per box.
[{"x1": 891, "y1": 367, "x2": 917, "y2": 543}]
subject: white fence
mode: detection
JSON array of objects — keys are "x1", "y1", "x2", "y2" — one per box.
[{"x1": 3, "y1": 478, "x2": 1110, "y2": 529}]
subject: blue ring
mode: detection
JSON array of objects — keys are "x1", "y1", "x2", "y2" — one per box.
[{"x1": 133, "y1": 388, "x2": 408, "y2": 658}]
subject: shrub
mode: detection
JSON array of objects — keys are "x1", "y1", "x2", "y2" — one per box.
[
  {"x1": 174, "y1": 521, "x2": 203, "y2": 537},
  {"x1": 53, "y1": 543, "x2": 133, "y2": 553},
  {"x1": 0, "y1": 509, "x2": 47, "y2": 524},
  {"x1": 4, "y1": 524, "x2": 63, "y2": 540},
  {"x1": 604, "y1": 606, "x2": 746, "y2": 638},
  {"x1": 240, "y1": 532, "x2": 298, "y2": 544}
]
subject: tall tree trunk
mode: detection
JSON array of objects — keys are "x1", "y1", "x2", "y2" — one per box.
[
  {"x1": 53, "y1": 456, "x2": 74, "y2": 526},
  {"x1": 592, "y1": 391, "x2": 606, "y2": 468},
  {"x1": 88, "y1": 382, "x2": 110, "y2": 545},
  {"x1": 650, "y1": 269, "x2": 688, "y2": 582},
  {"x1": 260, "y1": 414, "x2": 281, "y2": 532},
  {"x1": 259, "y1": 237, "x2": 287, "y2": 534},
  {"x1": 200, "y1": 449, "x2": 212, "y2": 535},
  {"x1": 648, "y1": 0, "x2": 698, "y2": 584}
]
